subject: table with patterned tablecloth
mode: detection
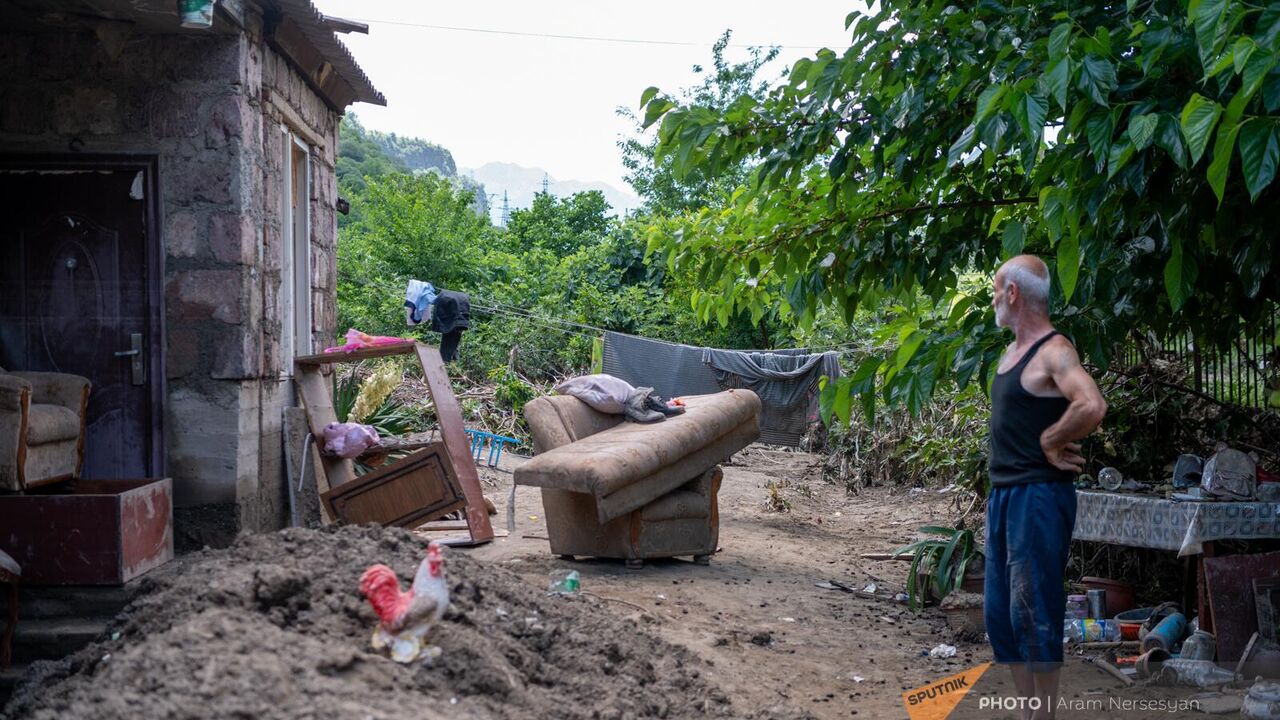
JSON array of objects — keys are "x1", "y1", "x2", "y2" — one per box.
[{"x1": 1073, "y1": 491, "x2": 1280, "y2": 557}]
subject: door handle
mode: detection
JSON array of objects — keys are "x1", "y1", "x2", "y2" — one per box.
[{"x1": 117, "y1": 333, "x2": 145, "y2": 385}]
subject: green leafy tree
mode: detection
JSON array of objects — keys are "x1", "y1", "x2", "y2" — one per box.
[
  {"x1": 506, "y1": 190, "x2": 613, "y2": 256},
  {"x1": 336, "y1": 114, "x2": 409, "y2": 197},
  {"x1": 641, "y1": 0, "x2": 1280, "y2": 421},
  {"x1": 619, "y1": 31, "x2": 780, "y2": 215},
  {"x1": 337, "y1": 172, "x2": 494, "y2": 337}
]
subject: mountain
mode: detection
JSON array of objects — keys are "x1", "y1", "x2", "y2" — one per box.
[
  {"x1": 370, "y1": 132, "x2": 456, "y2": 177},
  {"x1": 337, "y1": 114, "x2": 487, "y2": 218},
  {"x1": 461, "y1": 162, "x2": 641, "y2": 224}
]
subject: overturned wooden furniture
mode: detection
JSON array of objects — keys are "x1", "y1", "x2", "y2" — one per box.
[
  {"x1": 293, "y1": 342, "x2": 494, "y2": 544},
  {"x1": 515, "y1": 390, "x2": 760, "y2": 568}
]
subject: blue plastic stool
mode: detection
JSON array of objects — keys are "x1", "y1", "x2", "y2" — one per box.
[{"x1": 464, "y1": 429, "x2": 521, "y2": 467}]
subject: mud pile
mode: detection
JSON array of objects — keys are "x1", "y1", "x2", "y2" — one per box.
[{"x1": 3, "y1": 525, "x2": 764, "y2": 720}]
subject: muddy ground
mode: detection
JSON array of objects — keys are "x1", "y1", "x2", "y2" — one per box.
[
  {"x1": 4, "y1": 445, "x2": 1237, "y2": 719},
  {"x1": 2, "y1": 523, "x2": 807, "y2": 720},
  {"x1": 475, "y1": 446, "x2": 1236, "y2": 719}
]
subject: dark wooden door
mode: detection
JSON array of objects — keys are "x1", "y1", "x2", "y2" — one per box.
[{"x1": 0, "y1": 167, "x2": 155, "y2": 479}]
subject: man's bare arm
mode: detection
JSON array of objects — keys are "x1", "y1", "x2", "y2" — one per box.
[{"x1": 1040, "y1": 340, "x2": 1107, "y2": 473}]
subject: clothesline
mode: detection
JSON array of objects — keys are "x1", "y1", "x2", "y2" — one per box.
[
  {"x1": 470, "y1": 298, "x2": 874, "y2": 354},
  {"x1": 470, "y1": 303, "x2": 599, "y2": 339}
]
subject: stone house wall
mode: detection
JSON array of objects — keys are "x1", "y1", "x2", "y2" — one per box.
[{"x1": 0, "y1": 13, "x2": 341, "y2": 545}]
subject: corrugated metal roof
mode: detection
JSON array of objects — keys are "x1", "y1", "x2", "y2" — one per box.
[{"x1": 273, "y1": 0, "x2": 386, "y2": 106}]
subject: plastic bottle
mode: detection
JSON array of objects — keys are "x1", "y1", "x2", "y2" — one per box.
[
  {"x1": 548, "y1": 569, "x2": 580, "y2": 594},
  {"x1": 1141, "y1": 612, "x2": 1187, "y2": 652},
  {"x1": 1063, "y1": 618, "x2": 1122, "y2": 642},
  {"x1": 1065, "y1": 594, "x2": 1088, "y2": 620},
  {"x1": 1180, "y1": 630, "x2": 1217, "y2": 662},
  {"x1": 1150, "y1": 659, "x2": 1237, "y2": 688}
]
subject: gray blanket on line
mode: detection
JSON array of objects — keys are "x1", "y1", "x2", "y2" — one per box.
[{"x1": 601, "y1": 332, "x2": 840, "y2": 447}]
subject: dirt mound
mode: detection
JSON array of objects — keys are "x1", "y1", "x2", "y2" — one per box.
[{"x1": 3, "y1": 525, "x2": 799, "y2": 720}]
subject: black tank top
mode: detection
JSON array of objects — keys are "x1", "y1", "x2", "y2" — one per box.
[{"x1": 989, "y1": 331, "x2": 1074, "y2": 486}]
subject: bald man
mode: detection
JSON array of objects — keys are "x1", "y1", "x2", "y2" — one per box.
[{"x1": 985, "y1": 255, "x2": 1106, "y2": 720}]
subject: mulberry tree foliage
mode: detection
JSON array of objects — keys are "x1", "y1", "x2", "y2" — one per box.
[{"x1": 641, "y1": 0, "x2": 1280, "y2": 421}]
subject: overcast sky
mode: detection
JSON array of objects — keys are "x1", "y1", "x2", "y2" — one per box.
[{"x1": 311, "y1": 1, "x2": 860, "y2": 189}]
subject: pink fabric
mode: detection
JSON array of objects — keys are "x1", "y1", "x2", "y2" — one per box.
[
  {"x1": 322, "y1": 422, "x2": 380, "y2": 459},
  {"x1": 324, "y1": 328, "x2": 413, "y2": 354}
]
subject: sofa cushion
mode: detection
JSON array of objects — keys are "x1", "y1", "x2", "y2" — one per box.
[
  {"x1": 26, "y1": 403, "x2": 80, "y2": 445},
  {"x1": 515, "y1": 389, "x2": 760, "y2": 501},
  {"x1": 639, "y1": 490, "x2": 710, "y2": 521}
]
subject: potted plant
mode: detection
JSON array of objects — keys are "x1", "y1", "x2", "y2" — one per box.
[{"x1": 893, "y1": 526, "x2": 985, "y2": 610}]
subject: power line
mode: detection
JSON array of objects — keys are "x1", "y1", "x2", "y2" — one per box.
[
  {"x1": 472, "y1": 298, "x2": 871, "y2": 353},
  {"x1": 471, "y1": 303, "x2": 598, "y2": 338},
  {"x1": 342, "y1": 17, "x2": 831, "y2": 50}
]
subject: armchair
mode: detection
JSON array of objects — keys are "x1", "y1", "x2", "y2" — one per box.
[{"x1": 0, "y1": 367, "x2": 91, "y2": 491}]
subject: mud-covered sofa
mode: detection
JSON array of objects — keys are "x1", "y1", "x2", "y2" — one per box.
[
  {"x1": 0, "y1": 367, "x2": 91, "y2": 491},
  {"x1": 515, "y1": 389, "x2": 760, "y2": 567}
]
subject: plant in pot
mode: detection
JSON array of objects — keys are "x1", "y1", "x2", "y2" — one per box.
[{"x1": 893, "y1": 526, "x2": 985, "y2": 611}]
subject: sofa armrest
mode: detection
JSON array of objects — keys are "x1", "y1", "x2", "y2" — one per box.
[
  {"x1": 0, "y1": 376, "x2": 28, "y2": 489},
  {"x1": 0, "y1": 374, "x2": 31, "y2": 412},
  {"x1": 9, "y1": 372, "x2": 90, "y2": 410}
]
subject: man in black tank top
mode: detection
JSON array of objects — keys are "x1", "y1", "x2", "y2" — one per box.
[{"x1": 984, "y1": 255, "x2": 1107, "y2": 719}]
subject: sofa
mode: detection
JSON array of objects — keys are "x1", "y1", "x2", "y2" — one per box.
[
  {"x1": 0, "y1": 368, "x2": 91, "y2": 491},
  {"x1": 515, "y1": 389, "x2": 760, "y2": 567}
]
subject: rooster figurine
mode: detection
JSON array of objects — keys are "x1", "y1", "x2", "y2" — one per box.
[{"x1": 359, "y1": 541, "x2": 450, "y2": 663}]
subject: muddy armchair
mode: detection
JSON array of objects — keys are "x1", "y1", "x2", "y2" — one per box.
[
  {"x1": 0, "y1": 368, "x2": 91, "y2": 491},
  {"x1": 516, "y1": 390, "x2": 760, "y2": 568}
]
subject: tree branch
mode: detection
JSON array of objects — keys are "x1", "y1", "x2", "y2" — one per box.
[{"x1": 858, "y1": 196, "x2": 1038, "y2": 226}]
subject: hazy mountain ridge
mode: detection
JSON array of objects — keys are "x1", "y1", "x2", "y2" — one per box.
[{"x1": 462, "y1": 162, "x2": 641, "y2": 223}]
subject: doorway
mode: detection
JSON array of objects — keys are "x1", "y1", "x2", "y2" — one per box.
[{"x1": 0, "y1": 155, "x2": 165, "y2": 479}]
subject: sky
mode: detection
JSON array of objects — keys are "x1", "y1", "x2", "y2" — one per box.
[{"x1": 311, "y1": 1, "x2": 861, "y2": 190}]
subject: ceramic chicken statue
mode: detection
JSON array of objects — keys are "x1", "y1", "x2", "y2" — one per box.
[{"x1": 359, "y1": 542, "x2": 449, "y2": 663}]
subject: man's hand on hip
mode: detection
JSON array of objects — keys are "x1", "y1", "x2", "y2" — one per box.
[{"x1": 1042, "y1": 439, "x2": 1084, "y2": 473}]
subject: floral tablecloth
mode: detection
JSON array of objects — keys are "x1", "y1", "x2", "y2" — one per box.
[{"x1": 1073, "y1": 490, "x2": 1280, "y2": 557}]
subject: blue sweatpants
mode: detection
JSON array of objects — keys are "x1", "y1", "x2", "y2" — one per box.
[{"x1": 983, "y1": 481, "x2": 1077, "y2": 672}]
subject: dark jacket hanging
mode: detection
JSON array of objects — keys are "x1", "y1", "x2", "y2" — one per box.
[{"x1": 430, "y1": 290, "x2": 471, "y2": 362}]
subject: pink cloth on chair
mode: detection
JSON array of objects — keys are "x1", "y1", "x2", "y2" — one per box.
[{"x1": 324, "y1": 328, "x2": 413, "y2": 354}]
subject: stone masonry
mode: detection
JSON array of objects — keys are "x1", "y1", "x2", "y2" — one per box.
[{"x1": 0, "y1": 9, "x2": 344, "y2": 545}]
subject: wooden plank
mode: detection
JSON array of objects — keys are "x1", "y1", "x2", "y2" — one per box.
[
  {"x1": 265, "y1": 88, "x2": 326, "y2": 150},
  {"x1": 292, "y1": 366, "x2": 354, "y2": 489},
  {"x1": 417, "y1": 520, "x2": 471, "y2": 531},
  {"x1": 294, "y1": 342, "x2": 417, "y2": 366},
  {"x1": 416, "y1": 343, "x2": 495, "y2": 544}
]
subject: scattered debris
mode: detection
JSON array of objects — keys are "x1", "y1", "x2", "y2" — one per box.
[
  {"x1": 1085, "y1": 656, "x2": 1135, "y2": 687},
  {"x1": 1243, "y1": 679, "x2": 1280, "y2": 719},
  {"x1": 927, "y1": 644, "x2": 956, "y2": 659},
  {"x1": 1192, "y1": 691, "x2": 1245, "y2": 715},
  {"x1": 1149, "y1": 659, "x2": 1238, "y2": 688},
  {"x1": 547, "y1": 569, "x2": 580, "y2": 595}
]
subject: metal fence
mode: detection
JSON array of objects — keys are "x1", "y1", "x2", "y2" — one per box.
[{"x1": 1117, "y1": 312, "x2": 1278, "y2": 411}]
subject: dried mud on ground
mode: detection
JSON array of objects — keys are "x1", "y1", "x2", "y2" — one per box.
[
  {"x1": 477, "y1": 446, "x2": 1223, "y2": 720},
  {"x1": 2, "y1": 524, "x2": 808, "y2": 720},
  {"x1": 6, "y1": 445, "x2": 1223, "y2": 719}
]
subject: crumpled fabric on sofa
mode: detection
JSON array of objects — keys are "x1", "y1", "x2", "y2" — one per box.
[{"x1": 516, "y1": 390, "x2": 760, "y2": 566}]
